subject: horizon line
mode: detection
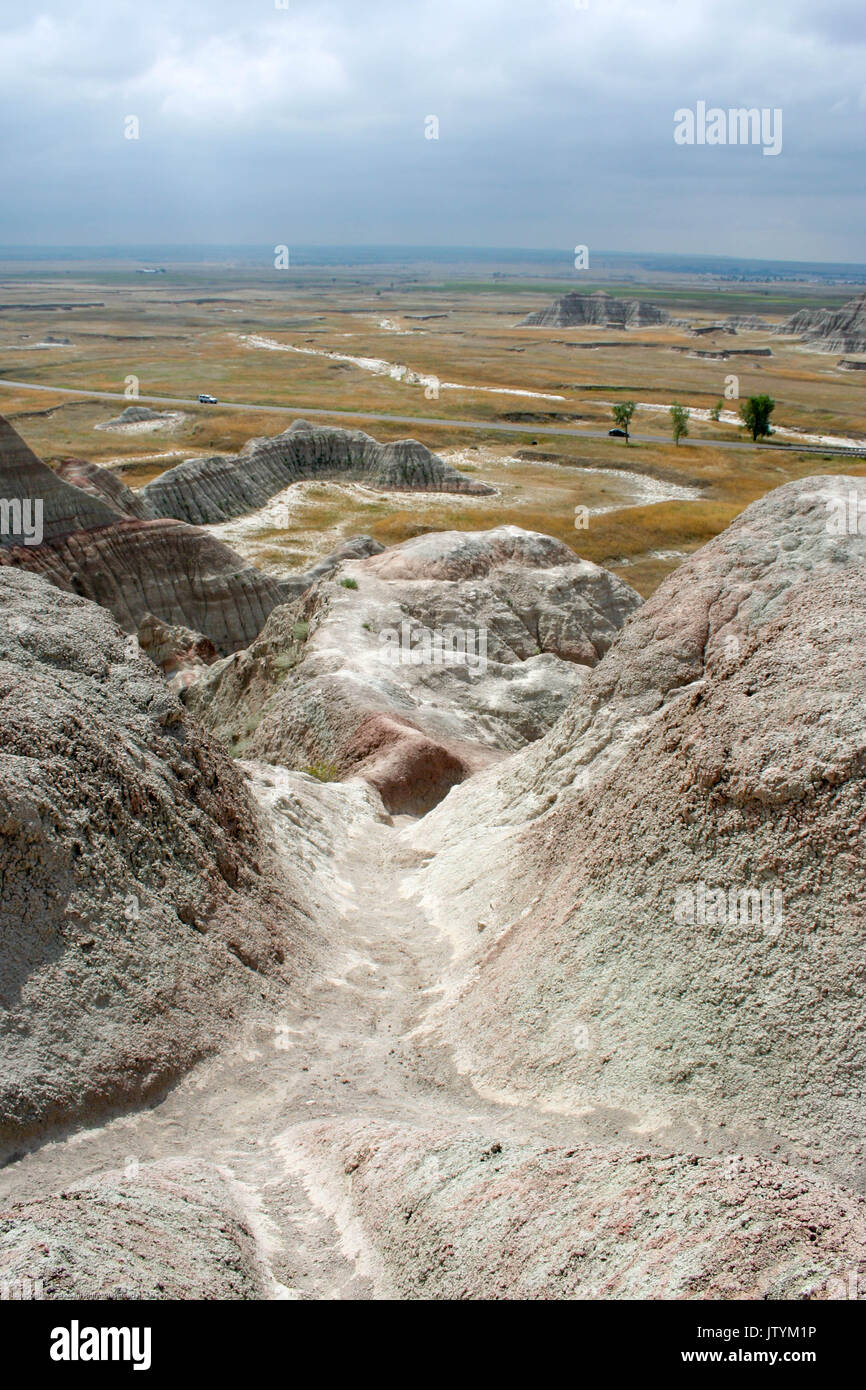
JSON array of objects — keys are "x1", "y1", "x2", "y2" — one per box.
[{"x1": 0, "y1": 243, "x2": 865, "y2": 272}]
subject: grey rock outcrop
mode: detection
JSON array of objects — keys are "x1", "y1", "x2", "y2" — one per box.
[
  {"x1": 779, "y1": 292, "x2": 866, "y2": 354},
  {"x1": 141, "y1": 419, "x2": 494, "y2": 527},
  {"x1": 0, "y1": 570, "x2": 313, "y2": 1158},
  {"x1": 0, "y1": 416, "x2": 287, "y2": 655},
  {"x1": 725, "y1": 314, "x2": 773, "y2": 331},
  {"x1": 53, "y1": 456, "x2": 157, "y2": 521},
  {"x1": 520, "y1": 290, "x2": 670, "y2": 329},
  {"x1": 95, "y1": 405, "x2": 179, "y2": 430},
  {"x1": 188, "y1": 526, "x2": 642, "y2": 814},
  {"x1": 0, "y1": 417, "x2": 119, "y2": 544}
]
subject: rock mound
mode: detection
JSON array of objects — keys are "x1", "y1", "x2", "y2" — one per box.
[
  {"x1": 0, "y1": 570, "x2": 313, "y2": 1158},
  {"x1": 95, "y1": 405, "x2": 183, "y2": 431},
  {"x1": 779, "y1": 293, "x2": 866, "y2": 354},
  {"x1": 520, "y1": 291, "x2": 670, "y2": 329},
  {"x1": 361, "y1": 526, "x2": 577, "y2": 581},
  {"x1": 141, "y1": 419, "x2": 494, "y2": 527},
  {"x1": 0, "y1": 1160, "x2": 266, "y2": 1299},
  {"x1": 297, "y1": 1119, "x2": 866, "y2": 1299},
  {"x1": 188, "y1": 526, "x2": 641, "y2": 814},
  {"x1": 407, "y1": 478, "x2": 866, "y2": 1180}
]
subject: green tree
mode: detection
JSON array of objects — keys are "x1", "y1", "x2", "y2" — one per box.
[
  {"x1": 709, "y1": 400, "x2": 723, "y2": 422},
  {"x1": 670, "y1": 402, "x2": 690, "y2": 446},
  {"x1": 612, "y1": 400, "x2": 636, "y2": 444},
  {"x1": 739, "y1": 394, "x2": 775, "y2": 441}
]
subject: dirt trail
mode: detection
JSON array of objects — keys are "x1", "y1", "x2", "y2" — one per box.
[
  {"x1": 0, "y1": 764, "x2": 581, "y2": 1297},
  {"x1": 0, "y1": 762, "x2": 759, "y2": 1298}
]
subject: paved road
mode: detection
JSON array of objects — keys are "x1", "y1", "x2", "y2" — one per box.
[{"x1": 2, "y1": 376, "x2": 865, "y2": 458}]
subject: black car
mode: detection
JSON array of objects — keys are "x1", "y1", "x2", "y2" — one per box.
[{"x1": 608, "y1": 427, "x2": 627, "y2": 437}]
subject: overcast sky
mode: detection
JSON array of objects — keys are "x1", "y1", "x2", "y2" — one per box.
[{"x1": 1, "y1": 0, "x2": 864, "y2": 261}]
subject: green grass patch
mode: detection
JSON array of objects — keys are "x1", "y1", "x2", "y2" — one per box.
[{"x1": 304, "y1": 761, "x2": 340, "y2": 782}]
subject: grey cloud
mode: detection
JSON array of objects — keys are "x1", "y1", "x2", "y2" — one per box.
[{"x1": 0, "y1": 0, "x2": 864, "y2": 259}]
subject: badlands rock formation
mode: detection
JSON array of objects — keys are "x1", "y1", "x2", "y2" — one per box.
[
  {"x1": 1, "y1": 478, "x2": 864, "y2": 1302},
  {"x1": 188, "y1": 527, "x2": 642, "y2": 814},
  {"x1": 520, "y1": 290, "x2": 670, "y2": 329},
  {"x1": 405, "y1": 476, "x2": 866, "y2": 1185},
  {"x1": 0, "y1": 416, "x2": 119, "y2": 540},
  {"x1": 96, "y1": 405, "x2": 180, "y2": 430},
  {"x1": 53, "y1": 455, "x2": 157, "y2": 521},
  {"x1": 779, "y1": 292, "x2": 866, "y2": 354},
  {"x1": 136, "y1": 612, "x2": 218, "y2": 690},
  {"x1": 0, "y1": 569, "x2": 312, "y2": 1159},
  {"x1": 141, "y1": 419, "x2": 494, "y2": 526},
  {"x1": 0, "y1": 416, "x2": 286, "y2": 654}
]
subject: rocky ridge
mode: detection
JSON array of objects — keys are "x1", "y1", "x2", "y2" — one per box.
[
  {"x1": 779, "y1": 292, "x2": 866, "y2": 354},
  {"x1": 401, "y1": 476, "x2": 866, "y2": 1183},
  {"x1": 0, "y1": 415, "x2": 287, "y2": 654},
  {"x1": 141, "y1": 418, "x2": 494, "y2": 527},
  {"x1": 520, "y1": 290, "x2": 671, "y2": 329}
]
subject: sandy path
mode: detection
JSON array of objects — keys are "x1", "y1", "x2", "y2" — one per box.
[
  {"x1": 0, "y1": 767, "x2": 586, "y2": 1297},
  {"x1": 0, "y1": 762, "x2": 746, "y2": 1297}
]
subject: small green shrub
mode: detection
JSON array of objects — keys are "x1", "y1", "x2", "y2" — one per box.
[
  {"x1": 339, "y1": 577, "x2": 359, "y2": 590},
  {"x1": 304, "y1": 761, "x2": 340, "y2": 782}
]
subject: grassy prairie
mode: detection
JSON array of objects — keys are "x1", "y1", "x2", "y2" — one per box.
[{"x1": 1, "y1": 266, "x2": 865, "y2": 595}]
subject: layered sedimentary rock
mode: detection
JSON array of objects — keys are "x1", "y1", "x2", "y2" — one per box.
[
  {"x1": 53, "y1": 456, "x2": 157, "y2": 520},
  {"x1": 779, "y1": 292, "x2": 866, "y2": 354},
  {"x1": 136, "y1": 612, "x2": 218, "y2": 689},
  {"x1": 405, "y1": 477, "x2": 866, "y2": 1181},
  {"x1": 141, "y1": 419, "x2": 494, "y2": 527},
  {"x1": 4, "y1": 521, "x2": 287, "y2": 657},
  {"x1": 520, "y1": 290, "x2": 670, "y2": 329},
  {"x1": 0, "y1": 417, "x2": 119, "y2": 542},
  {"x1": 0, "y1": 416, "x2": 286, "y2": 654},
  {"x1": 188, "y1": 526, "x2": 642, "y2": 815},
  {"x1": 0, "y1": 570, "x2": 313, "y2": 1158}
]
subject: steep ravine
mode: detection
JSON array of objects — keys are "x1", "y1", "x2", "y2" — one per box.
[
  {"x1": 2, "y1": 763, "x2": 863, "y2": 1300},
  {"x1": 2, "y1": 482, "x2": 864, "y2": 1300}
]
